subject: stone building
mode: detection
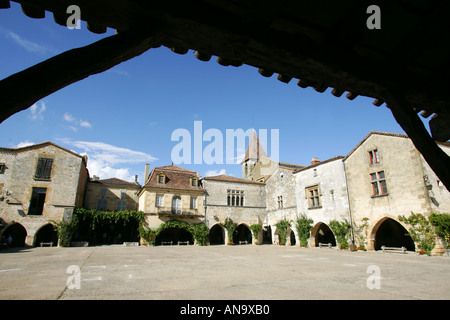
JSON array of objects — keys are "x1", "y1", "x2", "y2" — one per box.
[
  {"x1": 0, "y1": 142, "x2": 88, "y2": 246},
  {"x1": 84, "y1": 176, "x2": 140, "y2": 211},
  {"x1": 202, "y1": 174, "x2": 266, "y2": 244},
  {"x1": 293, "y1": 156, "x2": 349, "y2": 247},
  {"x1": 265, "y1": 165, "x2": 303, "y2": 245},
  {"x1": 138, "y1": 164, "x2": 205, "y2": 245},
  {"x1": 344, "y1": 131, "x2": 450, "y2": 254}
]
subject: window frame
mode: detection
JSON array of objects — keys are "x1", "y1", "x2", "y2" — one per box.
[
  {"x1": 158, "y1": 174, "x2": 166, "y2": 184},
  {"x1": 97, "y1": 198, "x2": 108, "y2": 210},
  {"x1": 116, "y1": 199, "x2": 127, "y2": 211},
  {"x1": 35, "y1": 158, "x2": 53, "y2": 180},
  {"x1": 370, "y1": 170, "x2": 388, "y2": 196},
  {"x1": 227, "y1": 189, "x2": 244, "y2": 207},
  {"x1": 28, "y1": 187, "x2": 47, "y2": 215},
  {"x1": 369, "y1": 149, "x2": 380, "y2": 165},
  {"x1": 306, "y1": 185, "x2": 321, "y2": 209},
  {"x1": 156, "y1": 194, "x2": 164, "y2": 208},
  {"x1": 190, "y1": 196, "x2": 197, "y2": 209}
]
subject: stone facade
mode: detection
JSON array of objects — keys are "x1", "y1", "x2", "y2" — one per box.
[
  {"x1": 202, "y1": 175, "x2": 266, "y2": 244},
  {"x1": 84, "y1": 176, "x2": 140, "y2": 211},
  {"x1": 293, "y1": 156, "x2": 350, "y2": 247},
  {"x1": 265, "y1": 166, "x2": 299, "y2": 244},
  {"x1": 138, "y1": 165, "x2": 205, "y2": 231},
  {"x1": 0, "y1": 142, "x2": 88, "y2": 246},
  {"x1": 2, "y1": 131, "x2": 449, "y2": 253},
  {"x1": 344, "y1": 132, "x2": 450, "y2": 253}
]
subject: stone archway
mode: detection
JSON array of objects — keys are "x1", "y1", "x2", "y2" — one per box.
[
  {"x1": 287, "y1": 228, "x2": 296, "y2": 246},
  {"x1": 371, "y1": 217, "x2": 415, "y2": 251},
  {"x1": 209, "y1": 224, "x2": 225, "y2": 245},
  {"x1": 233, "y1": 224, "x2": 252, "y2": 244},
  {"x1": 263, "y1": 225, "x2": 272, "y2": 244},
  {"x1": 2, "y1": 223, "x2": 27, "y2": 247},
  {"x1": 311, "y1": 222, "x2": 336, "y2": 247},
  {"x1": 34, "y1": 223, "x2": 58, "y2": 247}
]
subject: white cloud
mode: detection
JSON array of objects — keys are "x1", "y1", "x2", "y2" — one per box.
[
  {"x1": 0, "y1": 27, "x2": 56, "y2": 56},
  {"x1": 58, "y1": 139, "x2": 157, "y2": 182},
  {"x1": 63, "y1": 112, "x2": 92, "y2": 130},
  {"x1": 29, "y1": 102, "x2": 46, "y2": 121},
  {"x1": 204, "y1": 168, "x2": 229, "y2": 177},
  {"x1": 15, "y1": 141, "x2": 34, "y2": 148},
  {"x1": 63, "y1": 112, "x2": 76, "y2": 122},
  {"x1": 79, "y1": 119, "x2": 92, "y2": 128}
]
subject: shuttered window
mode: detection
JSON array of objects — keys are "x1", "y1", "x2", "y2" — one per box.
[{"x1": 35, "y1": 158, "x2": 53, "y2": 180}]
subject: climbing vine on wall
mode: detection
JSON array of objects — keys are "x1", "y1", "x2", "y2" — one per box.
[
  {"x1": 399, "y1": 212, "x2": 436, "y2": 255},
  {"x1": 55, "y1": 208, "x2": 208, "y2": 246},
  {"x1": 140, "y1": 219, "x2": 208, "y2": 246},
  {"x1": 329, "y1": 219, "x2": 351, "y2": 249}
]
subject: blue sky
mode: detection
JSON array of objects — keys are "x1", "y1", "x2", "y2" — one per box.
[{"x1": 0, "y1": 3, "x2": 414, "y2": 184}]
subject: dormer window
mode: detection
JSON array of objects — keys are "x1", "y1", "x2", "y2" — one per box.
[
  {"x1": 158, "y1": 174, "x2": 166, "y2": 184},
  {"x1": 191, "y1": 177, "x2": 198, "y2": 187}
]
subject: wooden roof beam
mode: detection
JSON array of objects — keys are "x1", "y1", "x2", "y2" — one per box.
[{"x1": 0, "y1": 28, "x2": 162, "y2": 124}]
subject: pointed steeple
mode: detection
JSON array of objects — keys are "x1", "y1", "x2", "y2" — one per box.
[{"x1": 243, "y1": 129, "x2": 267, "y2": 162}]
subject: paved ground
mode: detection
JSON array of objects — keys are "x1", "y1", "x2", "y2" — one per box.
[{"x1": 0, "y1": 244, "x2": 449, "y2": 300}]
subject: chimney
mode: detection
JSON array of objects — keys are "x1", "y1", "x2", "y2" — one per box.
[
  {"x1": 311, "y1": 157, "x2": 320, "y2": 165},
  {"x1": 144, "y1": 163, "x2": 150, "y2": 183},
  {"x1": 92, "y1": 175, "x2": 100, "y2": 181},
  {"x1": 135, "y1": 175, "x2": 138, "y2": 183}
]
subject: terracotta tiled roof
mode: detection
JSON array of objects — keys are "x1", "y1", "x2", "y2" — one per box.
[
  {"x1": 202, "y1": 174, "x2": 264, "y2": 185},
  {"x1": 143, "y1": 165, "x2": 205, "y2": 192},
  {"x1": 90, "y1": 177, "x2": 140, "y2": 187}
]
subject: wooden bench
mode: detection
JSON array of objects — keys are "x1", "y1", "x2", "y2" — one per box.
[
  {"x1": 161, "y1": 241, "x2": 173, "y2": 246},
  {"x1": 318, "y1": 242, "x2": 332, "y2": 248},
  {"x1": 381, "y1": 245, "x2": 406, "y2": 253},
  {"x1": 177, "y1": 241, "x2": 189, "y2": 245},
  {"x1": 239, "y1": 240, "x2": 248, "y2": 245},
  {"x1": 40, "y1": 242, "x2": 53, "y2": 247}
]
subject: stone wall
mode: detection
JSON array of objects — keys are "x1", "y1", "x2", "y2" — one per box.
[
  {"x1": 343, "y1": 133, "x2": 450, "y2": 251},
  {"x1": 84, "y1": 182, "x2": 140, "y2": 211},
  {"x1": 294, "y1": 157, "x2": 350, "y2": 246},
  {"x1": 203, "y1": 179, "x2": 266, "y2": 243},
  {"x1": 0, "y1": 143, "x2": 87, "y2": 245}
]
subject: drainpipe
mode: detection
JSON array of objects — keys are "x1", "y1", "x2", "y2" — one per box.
[{"x1": 343, "y1": 160, "x2": 355, "y2": 246}]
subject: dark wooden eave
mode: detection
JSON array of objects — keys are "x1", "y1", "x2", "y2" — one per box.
[{"x1": 1, "y1": 0, "x2": 450, "y2": 190}]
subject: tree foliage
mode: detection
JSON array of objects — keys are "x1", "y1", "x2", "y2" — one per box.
[
  {"x1": 275, "y1": 219, "x2": 291, "y2": 245},
  {"x1": 249, "y1": 224, "x2": 262, "y2": 244},
  {"x1": 221, "y1": 217, "x2": 237, "y2": 243},
  {"x1": 295, "y1": 215, "x2": 313, "y2": 247}
]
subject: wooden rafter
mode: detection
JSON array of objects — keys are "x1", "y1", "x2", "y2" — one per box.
[{"x1": 0, "y1": 28, "x2": 162, "y2": 123}]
